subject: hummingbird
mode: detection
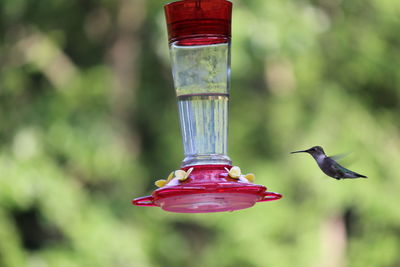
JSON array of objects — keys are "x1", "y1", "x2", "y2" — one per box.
[{"x1": 291, "y1": 146, "x2": 367, "y2": 180}]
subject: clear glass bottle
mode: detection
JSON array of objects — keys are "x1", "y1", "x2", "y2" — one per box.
[{"x1": 165, "y1": 0, "x2": 232, "y2": 167}]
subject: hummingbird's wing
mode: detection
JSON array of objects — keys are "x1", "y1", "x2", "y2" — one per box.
[
  {"x1": 329, "y1": 152, "x2": 351, "y2": 161},
  {"x1": 329, "y1": 152, "x2": 358, "y2": 170}
]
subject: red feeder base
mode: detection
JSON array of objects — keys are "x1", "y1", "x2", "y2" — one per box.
[{"x1": 132, "y1": 165, "x2": 282, "y2": 213}]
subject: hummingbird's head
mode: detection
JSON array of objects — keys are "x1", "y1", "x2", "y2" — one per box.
[{"x1": 291, "y1": 146, "x2": 325, "y2": 156}]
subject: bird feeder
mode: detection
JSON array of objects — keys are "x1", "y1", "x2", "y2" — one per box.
[{"x1": 132, "y1": 0, "x2": 282, "y2": 213}]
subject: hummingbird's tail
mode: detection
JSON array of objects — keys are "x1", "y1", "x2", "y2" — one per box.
[
  {"x1": 350, "y1": 171, "x2": 367, "y2": 178},
  {"x1": 343, "y1": 169, "x2": 367, "y2": 179}
]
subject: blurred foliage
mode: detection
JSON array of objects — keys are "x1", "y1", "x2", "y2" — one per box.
[{"x1": 1, "y1": 0, "x2": 400, "y2": 266}]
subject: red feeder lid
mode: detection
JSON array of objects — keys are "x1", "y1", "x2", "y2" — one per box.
[
  {"x1": 164, "y1": 0, "x2": 232, "y2": 45},
  {"x1": 132, "y1": 165, "x2": 282, "y2": 213}
]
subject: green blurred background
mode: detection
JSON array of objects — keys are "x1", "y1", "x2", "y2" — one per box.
[{"x1": 1, "y1": 0, "x2": 400, "y2": 266}]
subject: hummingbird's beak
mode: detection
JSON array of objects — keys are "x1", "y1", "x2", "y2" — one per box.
[{"x1": 290, "y1": 150, "x2": 308, "y2": 154}]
